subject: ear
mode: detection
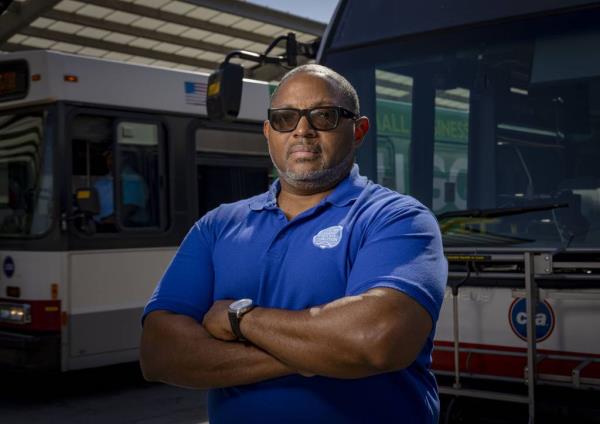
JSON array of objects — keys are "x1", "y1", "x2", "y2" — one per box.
[
  {"x1": 353, "y1": 116, "x2": 370, "y2": 147},
  {"x1": 263, "y1": 120, "x2": 270, "y2": 140}
]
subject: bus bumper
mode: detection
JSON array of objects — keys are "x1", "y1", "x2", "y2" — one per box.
[{"x1": 0, "y1": 329, "x2": 60, "y2": 371}]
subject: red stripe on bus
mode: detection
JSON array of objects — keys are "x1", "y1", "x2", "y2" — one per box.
[{"x1": 433, "y1": 340, "x2": 600, "y2": 379}]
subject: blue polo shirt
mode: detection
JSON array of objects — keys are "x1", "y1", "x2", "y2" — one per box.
[{"x1": 143, "y1": 165, "x2": 447, "y2": 424}]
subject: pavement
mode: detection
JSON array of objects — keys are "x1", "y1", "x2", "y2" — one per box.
[{"x1": 0, "y1": 362, "x2": 209, "y2": 424}]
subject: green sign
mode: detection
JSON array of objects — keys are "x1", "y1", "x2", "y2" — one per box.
[
  {"x1": 375, "y1": 98, "x2": 470, "y2": 213},
  {"x1": 376, "y1": 98, "x2": 469, "y2": 143}
]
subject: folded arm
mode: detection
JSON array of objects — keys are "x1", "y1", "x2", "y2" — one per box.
[
  {"x1": 140, "y1": 310, "x2": 296, "y2": 390},
  {"x1": 203, "y1": 288, "x2": 432, "y2": 379}
]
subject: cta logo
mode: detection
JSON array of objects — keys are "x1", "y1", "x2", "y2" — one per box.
[
  {"x1": 509, "y1": 297, "x2": 555, "y2": 342},
  {"x1": 3, "y1": 256, "x2": 15, "y2": 278}
]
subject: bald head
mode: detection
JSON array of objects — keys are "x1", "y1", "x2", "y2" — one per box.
[{"x1": 270, "y1": 64, "x2": 360, "y2": 115}]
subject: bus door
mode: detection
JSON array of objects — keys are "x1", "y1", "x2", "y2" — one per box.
[
  {"x1": 194, "y1": 126, "x2": 272, "y2": 217},
  {"x1": 67, "y1": 111, "x2": 171, "y2": 369}
]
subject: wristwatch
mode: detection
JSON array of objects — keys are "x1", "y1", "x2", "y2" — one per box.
[{"x1": 228, "y1": 298, "x2": 255, "y2": 341}]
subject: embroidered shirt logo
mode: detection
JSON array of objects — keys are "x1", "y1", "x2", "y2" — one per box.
[{"x1": 312, "y1": 225, "x2": 343, "y2": 249}]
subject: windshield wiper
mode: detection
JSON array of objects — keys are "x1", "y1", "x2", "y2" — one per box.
[{"x1": 436, "y1": 202, "x2": 569, "y2": 221}]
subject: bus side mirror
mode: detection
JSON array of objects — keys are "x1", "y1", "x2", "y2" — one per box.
[
  {"x1": 207, "y1": 62, "x2": 243, "y2": 121},
  {"x1": 75, "y1": 188, "x2": 100, "y2": 216}
]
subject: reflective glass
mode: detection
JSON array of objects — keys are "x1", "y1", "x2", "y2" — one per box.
[
  {"x1": 71, "y1": 115, "x2": 166, "y2": 233},
  {"x1": 332, "y1": 13, "x2": 600, "y2": 248},
  {"x1": 0, "y1": 110, "x2": 53, "y2": 237},
  {"x1": 117, "y1": 122, "x2": 159, "y2": 228},
  {"x1": 375, "y1": 69, "x2": 413, "y2": 194}
]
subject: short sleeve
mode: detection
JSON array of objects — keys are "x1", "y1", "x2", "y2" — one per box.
[
  {"x1": 346, "y1": 204, "x2": 447, "y2": 323},
  {"x1": 142, "y1": 218, "x2": 215, "y2": 324}
]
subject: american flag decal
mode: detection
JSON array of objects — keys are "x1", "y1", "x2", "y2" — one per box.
[{"x1": 185, "y1": 81, "x2": 207, "y2": 106}]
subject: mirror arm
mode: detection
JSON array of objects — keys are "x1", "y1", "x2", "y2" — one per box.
[{"x1": 222, "y1": 33, "x2": 319, "y2": 68}]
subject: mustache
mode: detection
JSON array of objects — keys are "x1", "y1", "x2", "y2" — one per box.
[{"x1": 287, "y1": 140, "x2": 322, "y2": 158}]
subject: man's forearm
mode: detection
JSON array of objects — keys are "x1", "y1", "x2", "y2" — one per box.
[
  {"x1": 239, "y1": 293, "x2": 406, "y2": 379},
  {"x1": 240, "y1": 307, "x2": 372, "y2": 379},
  {"x1": 235, "y1": 289, "x2": 433, "y2": 379},
  {"x1": 141, "y1": 311, "x2": 295, "y2": 389}
]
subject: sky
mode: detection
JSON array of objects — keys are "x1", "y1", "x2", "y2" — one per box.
[{"x1": 246, "y1": 0, "x2": 339, "y2": 24}]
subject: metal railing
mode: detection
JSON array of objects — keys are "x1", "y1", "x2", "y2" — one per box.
[{"x1": 437, "y1": 252, "x2": 600, "y2": 424}]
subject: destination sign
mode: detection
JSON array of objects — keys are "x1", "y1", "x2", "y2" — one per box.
[{"x1": 0, "y1": 60, "x2": 28, "y2": 102}]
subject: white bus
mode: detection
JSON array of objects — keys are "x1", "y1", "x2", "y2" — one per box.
[{"x1": 0, "y1": 50, "x2": 273, "y2": 371}]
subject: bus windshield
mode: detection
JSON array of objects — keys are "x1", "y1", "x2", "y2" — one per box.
[
  {"x1": 0, "y1": 110, "x2": 53, "y2": 237},
  {"x1": 328, "y1": 14, "x2": 600, "y2": 249}
]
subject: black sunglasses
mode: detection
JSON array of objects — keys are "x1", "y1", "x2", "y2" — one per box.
[{"x1": 268, "y1": 106, "x2": 358, "y2": 132}]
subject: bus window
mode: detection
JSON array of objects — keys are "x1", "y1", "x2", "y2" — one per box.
[
  {"x1": 433, "y1": 87, "x2": 470, "y2": 213},
  {"x1": 71, "y1": 115, "x2": 166, "y2": 233},
  {"x1": 375, "y1": 69, "x2": 413, "y2": 194},
  {"x1": 116, "y1": 121, "x2": 164, "y2": 229},
  {"x1": 71, "y1": 115, "x2": 111, "y2": 231},
  {"x1": 0, "y1": 111, "x2": 52, "y2": 237},
  {"x1": 195, "y1": 127, "x2": 271, "y2": 217},
  {"x1": 197, "y1": 165, "x2": 271, "y2": 216},
  {"x1": 334, "y1": 22, "x2": 600, "y2": 248}
]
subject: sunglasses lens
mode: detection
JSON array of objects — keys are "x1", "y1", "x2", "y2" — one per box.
[
  {"x1": 309, "y1": 108, "x2": 339, "y2": 130},
  {"x1": 269, "y1": 110, "x2": 300, "y2": 131},
  {"x1": 269, "y1": 108, "x2": 345, "y2": 132}
]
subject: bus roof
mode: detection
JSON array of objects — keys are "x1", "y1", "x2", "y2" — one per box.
[
  {"x1": 0, "y1": 50, "x2": 270, "y2": 121},
  {"x1": 322, "y1": 0, "x2": 596, "y2": 55}
]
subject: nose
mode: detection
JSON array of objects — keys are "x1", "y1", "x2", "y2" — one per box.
[{"x1": 293, "y1": 115, "x2": 317, "y2": 137}]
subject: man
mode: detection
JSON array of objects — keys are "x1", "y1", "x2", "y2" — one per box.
[
  {"x1": 140, "y1": 64, "x2": 447, "y2": 423},
  {"x1": 94, "y1": 148, "x2": 148, "y2": 226}
]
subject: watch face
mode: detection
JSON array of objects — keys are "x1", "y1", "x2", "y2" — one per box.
[{"x1": 230, "y1": 298, "x2": 253, "y2": 312}]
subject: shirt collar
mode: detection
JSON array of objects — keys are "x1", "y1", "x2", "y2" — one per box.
[
  {"x1": 249, "y1": 179, "x2": 279, "y2": 211},
  {"x1": 249, "y1": 164, "x2": 368, "y2": 211},
  {"x1": 322, "y1": 164, "x2": 368, "y2": 207}
]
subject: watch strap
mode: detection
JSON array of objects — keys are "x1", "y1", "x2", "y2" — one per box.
[{"x1": 228, "y1": 310, "x2": 246, "y2": 341}]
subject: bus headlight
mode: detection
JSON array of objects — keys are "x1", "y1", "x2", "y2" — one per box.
[{"x1": 0, "y1": 303, "x2": 31, "y2": 324}]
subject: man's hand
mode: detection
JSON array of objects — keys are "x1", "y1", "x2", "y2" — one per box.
[
  {"x1": 203, "y1": 301, "x2": 316, "y2": 378},
  {"x1": 202, "y1": 299, "x2": 236, "y2": 341},
  {"x1": 141, "y1": 310, "x2": 297, "y2": 389}
]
